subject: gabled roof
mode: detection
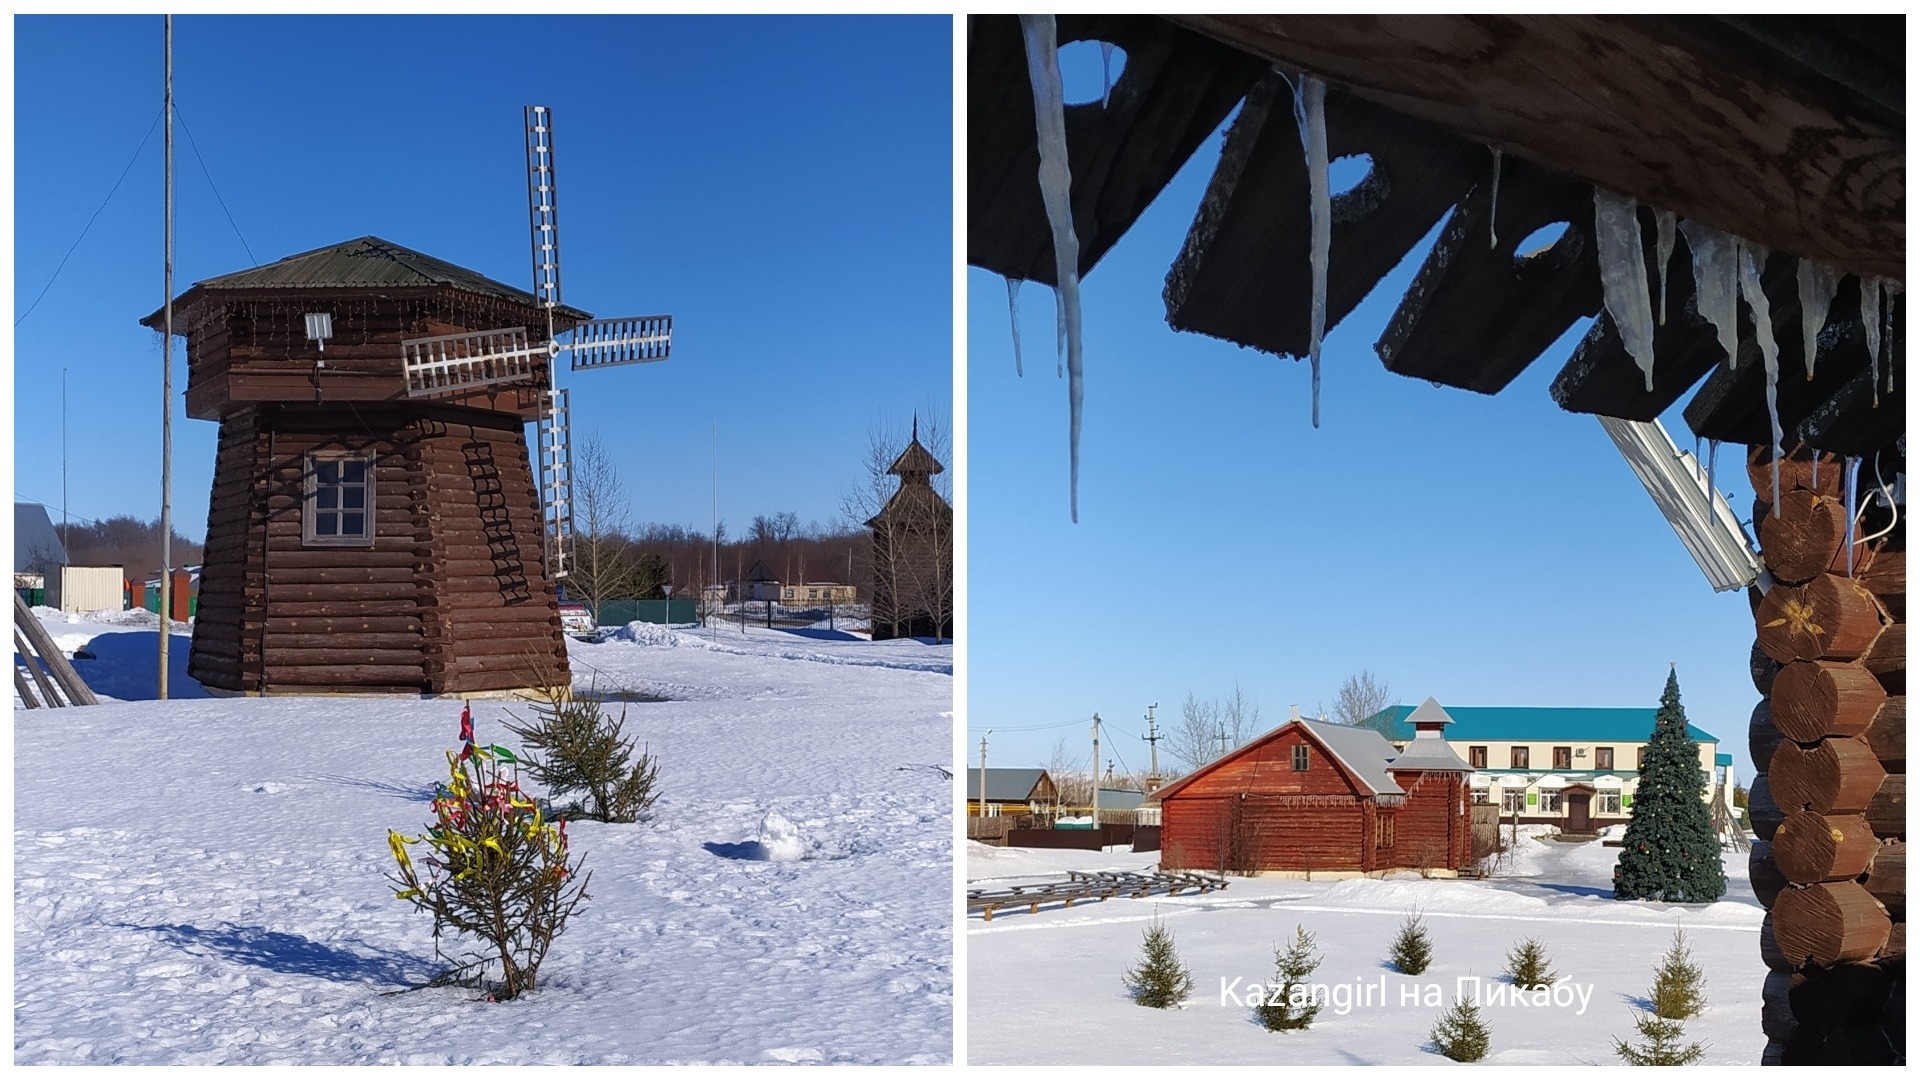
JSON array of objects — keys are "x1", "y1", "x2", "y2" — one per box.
[
  {"x1": 966, "y1": 768, "x2": 1051, "y2": 802},
  {"x1": 1366, "y1": 705, "x2": 1718, "y2": 745},
  {"x1": 1402, "y1": 696, "x2": 1454, "y2": 728},
  {"x1": 1153, "y1": 718, "x2": 1405, "y2": 801},
  {"x1": 141, "y1": 236, "x2": 592, "y2": 327}
]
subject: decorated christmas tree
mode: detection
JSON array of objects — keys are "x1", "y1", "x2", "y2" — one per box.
[{"x1": 1613, "y1": 668, "x2": 1727, "y2": 903}]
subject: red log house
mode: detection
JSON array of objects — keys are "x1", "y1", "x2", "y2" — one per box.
[{"x1": 1156, "y1": 698, "x2": 1472, "y2": 877}]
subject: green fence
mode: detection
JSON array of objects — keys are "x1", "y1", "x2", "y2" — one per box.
[
  {"x1": 592, "y1": 599, "x2": 696, "y2": 626},
  {"x1": 140, "y1": 592, "x2": 199, "y2": 618}
]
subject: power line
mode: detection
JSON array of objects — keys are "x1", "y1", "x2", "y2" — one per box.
[
  {"x1": 174, "y1": 106, "x2": 257, "y2": 267},
  {"x1": 965, "y1": 717, "x2": 1087, "y2": 733},
  {"x1": 16, "y1": 105, "x2": 166, "y2": 328}
]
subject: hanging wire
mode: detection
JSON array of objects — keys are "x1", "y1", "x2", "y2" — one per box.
[
  {"x1": 175, "y1": 106, "x2": 258, "y2": 267},
  {"x1": 16, "y1": 105, "x2": 166, "y2": 328}
]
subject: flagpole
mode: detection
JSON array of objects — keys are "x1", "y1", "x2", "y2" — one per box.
[{"x1": 158, "y1": 14, "x2": 174, "y2": 699}]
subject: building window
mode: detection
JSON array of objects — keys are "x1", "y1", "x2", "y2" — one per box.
[
  {"x1": 1469, "y1": 745, "x2": 1488, "y2": 769},
  {"x1": 1595, "y1": 747, "x2": 1614, "y2": 770},
  {"x1": 1598, "y1": 792, "x2": 1623, "y2": 815},
  {"x1": 1637, "y1": 747, "x2": 1647, "y2": 770},
  {"x1": 1510, "y1": 746, "x2": 1530, "y2": 769},
  {"x1": 304, "y1": 452, "x2": 374, "y2": 546},
  {"x1": 1471, "y1": 789, "x2": 1492, "y2": 805},
  {"x1": 1538, "y1": 791, "x2": 1562, "y2": 813},
  {"x1": 1501, "y1": 790, "x2": 1526, "y2": 814},
  {"x1": 1375, "y1": 813, "x2": 1395, "y2": 848},
  {"x1": 1291, "y1": 744, "x2": 1310, "y2": 772},
  {"x1": 1552, "y1": 746, "x2": 1572, "y2": 770}
]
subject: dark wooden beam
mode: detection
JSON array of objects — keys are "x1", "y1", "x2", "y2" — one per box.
[
  {"x1": 968, "y1": 14, "x2": 1267, "y2": 285},
  {"x1": 1797, "y1": 298, "x2": 1906, "y2": 458},
  {"x1": 1165, "y1": 14, "x2": 1904, "y2": 280},
  {"x1": 1375, "y1": 155, "x2": 1599, "y2": 395},
  {"x1": 1682, "y1": 263, "x2": 1871, "y2": 446},
  {"x1": 1552, "y1": 207, "x2": 1743, "y2": 420},
  {"x1": 1164, "y1": 72, "x2": 1482, "y2": 358}
]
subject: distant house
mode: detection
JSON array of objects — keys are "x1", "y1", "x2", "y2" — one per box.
[
  {"x1": 778, "y1": 582, "x2": 857, "y2": 605},
  {"x1": 13, "y1": 503, "x2": 68, "y2": 584},
  {"x1": 966, "y1": 768, "x2": 1058, "y2": 817},
  {"x1": 1155, "y1": 701, "x2": 1472, "y2": 877},
  {"x1": 1365, "y1": 701, "x2": 1722, "y2": 832}
]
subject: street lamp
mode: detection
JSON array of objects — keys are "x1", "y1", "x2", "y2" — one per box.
[{"x1": 661, "y1": 582, "x2": 674, "y2": 626}]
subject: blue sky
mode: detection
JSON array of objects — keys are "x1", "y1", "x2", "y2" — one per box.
[
  {"x1": 13, "y1": 15, "x2": 951, "y2": 540},
  {"x1": 967, "y1": 46, "x2": 1765, "y2": 781}
]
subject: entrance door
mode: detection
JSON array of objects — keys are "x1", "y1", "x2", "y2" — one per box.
[{"x1": 1567, "y1": 792, "x2": 1591, "y2": 833}]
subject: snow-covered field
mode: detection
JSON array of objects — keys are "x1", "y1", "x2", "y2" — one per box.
[
  {"x1": 15, "y1": 613, "x2": 953, "y2": 1064},
  {"x1": 968, "y1": 829, "x2": 1765, "y2": 1065}
]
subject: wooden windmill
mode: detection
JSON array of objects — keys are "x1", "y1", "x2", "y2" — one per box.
[{"x1": 144, "y1": 106, "x2": 671, "y2": 697}]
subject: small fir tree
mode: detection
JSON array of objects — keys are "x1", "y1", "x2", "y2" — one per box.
[
  {"x1": 505, "y1": 678, "x2": 661, "y2": 824},
  {"x1": 1613, "y1": 668, "x2": 1727, "y2": 903},
  {"x1": 1389, "y1": 912, "x2": 1432, "y2": 975},
  {"x1": 1255, "y1": 925, "x2": 1322, "y2": 1031},
  {"x1": 1614, "y1": 1014, "x2": 1707, "y2": 1065},
  {"x1": 1123, "y1": 915, "x2": 1194, "y2": 1009},
  {"x1": 1649, "y1": 929, "x2": 1707, "y2": 1021},
  {"x1": 1430, "y1": 995, "x2": 1491, "y2": 1062},
  {"x1": 389, "y1": 744, "x2": 590, "y2": 1000},
  {"x1": 1504, "y1": 937, "x2": 1557, "y2": 991}
]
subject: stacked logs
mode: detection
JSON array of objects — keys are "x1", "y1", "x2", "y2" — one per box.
[{"x1": 1748, "y1": 447, "x2": 1903, "y2": 1066}]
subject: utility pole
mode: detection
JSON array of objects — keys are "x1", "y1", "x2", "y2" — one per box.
[
  {"x1": 158, "y1": 15, "x2": 174, "y2": 700},
  {"x1": 1091, "y1": 712, "x2": 1101, "y2": 839},
  {"x1": 1143, "y1": 701, "x2": 1162, "y2": 791},
  {"x1": 977, "y1": 730, "x2": 991, "y2": 819}
]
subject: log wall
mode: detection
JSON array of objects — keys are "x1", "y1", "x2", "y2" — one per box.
[
  {"x1": 1747, "y1": 446, "x2": 1903, "y2": 1065},
  {"x1": 188, "y1": 403, "x2": 568, "y2": 696},
  {"x1": 1158, "y1": 724, "x2": 1467, "y2": 876}
]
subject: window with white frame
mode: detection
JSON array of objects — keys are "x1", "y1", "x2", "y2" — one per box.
[
  {"x1": 1538, "y1": 790, "x2": 1562, "y2": 813},
  {"x1": 304, "y1": 452, "x2": 374, "y2": 546},
  {"x1": 1501, "y1": 790, "x2": 1526, "y2": 814},
  {"x1": 1471, "y1": 789, "x2": 1493, "y2": 805},
  {"x1": 1598, "y1": 792, "x2": 1623, "y2": 815}
]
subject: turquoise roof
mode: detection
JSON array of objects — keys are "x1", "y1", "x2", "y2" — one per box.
[
  {"x1": 1369, "y1": 705, "x2": 1717, "y2": 746},
  {"x1": 1715, "y1": 753, "x2": 1733, "y2": 767}
]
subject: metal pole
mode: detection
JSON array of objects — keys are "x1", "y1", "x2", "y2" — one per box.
[
  {"x1": 61, "y1": 368, "x2": 68, "y2": 552},
  {"x1": 1091, "y1": 713, "x2": 1101, "y2": 839},
  {"x1": 158, "y1": 15, "x2": 173, "y2": 700},
  {"x1": 1144, "y1": 702, "x2": 1161, "y2": 788},
  {"x1": 978, "y1": 731, "x2": 990, "y2": 817}
]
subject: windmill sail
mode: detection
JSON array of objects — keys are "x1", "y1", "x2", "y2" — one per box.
[
  {"x1": 401, "y1": 326, "x2": 544, "y2": 398},
  {"x1": 566, "y1": 314, "x2": 673, "y2": 370},
  {"x1": 537, "y1": 387, "x2": 574, "y2": 579}
]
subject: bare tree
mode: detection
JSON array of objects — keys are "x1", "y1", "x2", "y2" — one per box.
[
  {"x1": 1046, "y1": 736, "x2": 1095, "y2": 810},
  {"x1": 1165, "y1": 686, "x2": 1266, "y2": 774},
  {"x1": 1333, "y1": 670, "x2": 1396, "y2": 732},
  {"x1": 569, "y1": 435, "x2": 637, "y2": 626}
]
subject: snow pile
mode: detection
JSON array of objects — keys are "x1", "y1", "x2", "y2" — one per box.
[{"x1": 755, "y1": 811, "x2": 806, "y2": 862}]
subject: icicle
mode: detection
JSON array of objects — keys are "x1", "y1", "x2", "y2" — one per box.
[
  {"x1": 1678, "y1": 220, "x2": 1740, "y2": 367},
  {"x1": 1006, "y1": 276, "x2": 1025, "y2": 378},
  {"x1": 1654, "y1": 209, "x2": 1676, "y2": 325},
  {"x1": 1861, "y1": 276, "x2": 1881, "y2": 408},
  {"x1": 1884, "y1": 282, "x2": 1903, "y2": 396},
  {"x1": 1018, "y1": 15, "x2": 1084, "y2": 521},
  {"x1": 1594, "y1": 190, "x2": 1658, "y2": 392},
  {"x1": 1707, "y1": 439, "x2": 1719, "y2": 512},
  {"x1": 1795, "y1": 260, "x2": 1840, "y2": 381},
  {"x1": 1100, "y1": 42, "x2": 1115, "y2": 109},
  {"x1": 1737, "y1": 240, "x2": 1784, "y2": 516},
  {"x1": 1292, "y1": 73, "x2": 1329, "y2": 428},
  {"x1": 1488, "y1": 148, "x2": 1502, "y2": 250},
  {"x1": 1845, "y1": 456, "x2": 1860, "y2": 576}
]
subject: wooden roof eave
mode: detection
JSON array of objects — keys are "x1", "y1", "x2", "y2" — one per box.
[
  {"x1": 1164, "y1": 13, "x2": 1903, "y2": 282},
  {"x1": 139, "y1": 283, "x2": 593, "y2": 335}
]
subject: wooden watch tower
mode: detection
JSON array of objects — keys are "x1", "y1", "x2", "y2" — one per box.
[{"x1": 144, "y1": 108, "x2": 672, "y2": 696}]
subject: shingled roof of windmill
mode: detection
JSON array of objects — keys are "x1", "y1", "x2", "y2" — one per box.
[{"x1": 142, "y1": 236, "x2": 592, "y2": 325}]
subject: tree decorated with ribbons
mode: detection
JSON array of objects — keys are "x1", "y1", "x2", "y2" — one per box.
[{"x1": 389, "y1": 704, "x2": 591, "y2": 1000}]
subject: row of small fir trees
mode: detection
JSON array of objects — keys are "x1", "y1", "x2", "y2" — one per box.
[{"x1": 1124, "y1": 917, "x2": 1708, "y2": 1063}]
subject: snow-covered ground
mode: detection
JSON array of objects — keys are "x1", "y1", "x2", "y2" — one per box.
[
  {"x1": 15, "y1": 613, "x2": 952, "y2": 1064},
  {"x1": 968, "y1": 829, "x2": 1765, "y2": 1065}
]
